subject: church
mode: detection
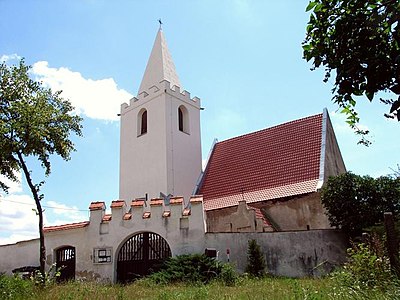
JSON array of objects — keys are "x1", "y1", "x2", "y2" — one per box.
[{"x1": 0, "y1": 29, "x2": 347, "y2": 283}]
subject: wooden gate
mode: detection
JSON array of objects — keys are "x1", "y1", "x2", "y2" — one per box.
[
  {"x1": 117, "y1": 232, "x2": 171, "y2": 283},
  {"x1": 56, "y1": 246, "x2": 76, "y2": 282}
]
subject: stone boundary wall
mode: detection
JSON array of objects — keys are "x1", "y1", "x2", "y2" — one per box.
[
  {"x1": 205, "y1": 229, "x2": 347, "y2": 277},
  {"x1": 0, "y1": 227, "x2": 347, "y2": 279}
]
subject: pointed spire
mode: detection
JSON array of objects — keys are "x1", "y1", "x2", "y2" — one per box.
[{"x1": 138, "y1": 29, "x2": 181, "y2": 94}]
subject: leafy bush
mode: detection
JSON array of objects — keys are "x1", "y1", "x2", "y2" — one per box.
[
  {"x1": 0, "y1": 274, "x2": 36, "y2": 300},
  {"x1": 331, "y1": 235, "x2": 398, "y2": 293},
  {"x1": 148, "y1": 254, "x2": 223, "y2": 284},
  {"x1": 31, "y1": 263, "x2": 61, "y2": 285},
  {"x1": 245, "y1": 239, "x2": 266, "y2": 277},
  {"x1": 219, "y1": 263, "x2": 238, "y2": 286}
]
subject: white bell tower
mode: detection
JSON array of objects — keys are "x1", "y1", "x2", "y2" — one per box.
[{"x1": 119, "y1": 29, "x2": 202, "y2": 202}]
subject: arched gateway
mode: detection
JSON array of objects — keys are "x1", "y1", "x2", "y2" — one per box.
[
  {"x1": 117, "y1": 232, "x2": 172, "y2": 283},
  {"x1": 56, "y1": 246, "x2": 76, "y2": 282}
]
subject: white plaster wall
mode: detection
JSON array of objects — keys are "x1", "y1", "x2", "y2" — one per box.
[
  {"x1": 205, "y1": 229, "x2": 347, "y2": 277},
  {"x1": 165, "y1": 92, "x2": 202, "y2": 201},
  {"x1": 0, "y1": 239, "x2": 39, "y2": 275},
  {"x1": 119, "y1": 81, "x2": 201, "y2": 202},
  {"x1": 119, "y1": 89, "x2": 168, "y2": 201}
]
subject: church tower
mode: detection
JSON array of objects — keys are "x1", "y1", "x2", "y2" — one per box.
[{"x1": 119, "y1": 29, "x2": 202, "y2": 203}]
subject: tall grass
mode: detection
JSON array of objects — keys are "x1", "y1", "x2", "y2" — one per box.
[{"x1": 1, "y1": 275, "x2": 398, "y2": 300}]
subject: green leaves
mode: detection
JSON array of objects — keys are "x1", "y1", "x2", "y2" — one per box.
[
  {"x1": 303, "y1": 0, "x2": 400, "y2": 138},
  {"x1": 0, "y1": 59, "x2": 83, "y2": 191},
  {"x1": 306, "y1": 1, "x2": 318, "y2": 12},
  {"x1": 321, "y1": 172, "x2": 400, "y2": 236}
]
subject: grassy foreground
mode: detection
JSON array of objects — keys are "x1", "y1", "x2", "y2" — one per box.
[{"x1": 2, "y1": 276, "x2": 398, "y2": 300}]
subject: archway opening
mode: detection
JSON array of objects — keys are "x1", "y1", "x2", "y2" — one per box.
[
  {"x1": 116, "y1": 232, "x2": 172, "y2": 283},
  {"x1": 55, "y1": 246, "x2": 76, "y2": 282}
]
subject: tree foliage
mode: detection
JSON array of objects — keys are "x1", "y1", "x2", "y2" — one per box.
[
  {"x1": 303, "y1": 0, "x2": 400, "y2": 145},
  {"x1": 0, "y1": 59, "x2": 83, "y2": 278},
  {"x1": 321, "y1": 172, "x2": 400, "y2": 236},
  {"x1": 148, "y1": 254, "x2": 223, "y2": 284},
  {"x1": 245, "y1": 239, "x2": 266, "y2": 277}
]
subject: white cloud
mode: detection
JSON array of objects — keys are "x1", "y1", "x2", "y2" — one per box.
[
  {"x1": 31, "y1": 61, "x2": 133, "y2": 121},
  {"x1": 0, "y1": 194, "x2": 87, "y2": 245},
  {"x1": 45, "y1": 200, "x2": 87, "y2": 225},
  {"x1": 0, "y1": 53, "x2": 21, "y2": 63},
  {"x1": 0, "y1": 194, "x2": 39, "y2": 245},
  {"x1": 0, "y1": 171, "x2": 23, "y2": 194}
]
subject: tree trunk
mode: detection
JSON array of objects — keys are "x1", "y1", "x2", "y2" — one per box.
[{"x1": 17, "y1": 152, "x2": 46, "y2": 279}]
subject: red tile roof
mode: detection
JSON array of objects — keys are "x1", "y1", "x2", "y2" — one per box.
[
  {"x1": 190, "y1": 195, "x2": 203, "y2": 203},
  {"x1": 110, "y1": 200, "x2": 125, "y2": 208},
  {"x1": 89, "y1": 201, "x2": 105, "y2": 211},
  {"x1": 44, "y1": 221, "x2": 89, "y2": 233},
  {"x1": 123, "y1": 213, "x2": 132, "y2": 220},
  {"x1": 252, "y1": 207, "x2": 271, "y2": 227},
  {"x1": 199, "y1": 114, "x2": 323, "y2": 211},
  {"x1": 150, "y1": 199, "x2": 164, "y2": 206},
  {"x1": 131, "y1": 200, "x2": 145, "y2": 207},
  {"x1": 170, "y1": 197, "x2": 183, "y2": 205},
  {"x1": 102, "y1": 214, "x2": 112, "y2": 222}
]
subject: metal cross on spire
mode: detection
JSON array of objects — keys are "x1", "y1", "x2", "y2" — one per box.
[{"x1": 158, "y1": 18, "x2": 163, "y2": 30}]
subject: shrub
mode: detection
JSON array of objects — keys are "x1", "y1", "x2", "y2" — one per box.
[
  {"x1": 219, "y1": 263, "x2": 238, "y2": 286},
  {"x1": 0, "y1": 274, "x2": 36, "y2": 300},
  {"x1": 331, "y1": 235, "x2": 398, "y2": 293},
  {"x1": 245, "y1": 239, "x2": 266, "y2": 277},
  {"x1": 148, "y1": 254, "x2": 223, "y2": 284}
]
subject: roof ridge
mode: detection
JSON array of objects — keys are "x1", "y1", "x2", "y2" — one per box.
[{"x1": 218, "y1": 113, "x2": 323, "y2": 145}]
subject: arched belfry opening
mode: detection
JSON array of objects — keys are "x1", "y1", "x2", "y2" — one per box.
[
  {"x1": 55, "y1": 246, "x2": 76, "y2": 282},
  {"x1": 178, "y1": 105, "x2": 189, "y2": 133},
  {"x1": 137, "y1": 108, "x2": 147, "y2": 136},
  {"x1": 116, "y1": 232, "x2": 172, "y2": 283}
]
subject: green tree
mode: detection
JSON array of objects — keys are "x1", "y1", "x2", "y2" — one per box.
[
  {"x1": 321, "y1": 172, "x2": 400, "y2": 236},
  {"x1": 0, "y1": 59, "x2": 83, "y2": 278},
  {"x1": 303, "y1": 0, "x2": 400, "y2": 145},
  {"x1": 245, "y1": 239, "x2": 266, "y2": 277}
]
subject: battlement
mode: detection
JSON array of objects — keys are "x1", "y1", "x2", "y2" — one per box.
[
  {"x1": 88, "y1": 195, "x2": 205, "y2": 225},
  {"x1": 120, "y1": 80, "x2": 201, "y2": 114}
]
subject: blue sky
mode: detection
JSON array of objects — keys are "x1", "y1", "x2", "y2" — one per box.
[{"x1": 1, "y1": 0, "x2": 399, "y2": 244}]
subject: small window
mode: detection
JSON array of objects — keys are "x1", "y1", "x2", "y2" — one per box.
[
  {"x1": 178, "y1": 105, "x2": 189, "y2": 133},
  {"x1": 93, "y1": 248, "x2": 112, "y2": 264},
  {"x1": 141, "y1": 110, "x2": 147, "y2": 135},
  {"x1": 138, "y1": 109, "x2": 147, "y2": 136},
  {"x1": 178, "y1": 107, "x2": 184, "y2": 132}
]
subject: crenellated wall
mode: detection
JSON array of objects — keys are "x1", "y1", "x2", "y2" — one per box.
[
  {"x1": 121, "y1": 80, "x2": 200, "y2": 114},
  {"x1": 0, "y1": 195, "x2": 346, "y2": 281},
  {"x1": 0, "y1": 196, "x2": 207, "y2": 283}
]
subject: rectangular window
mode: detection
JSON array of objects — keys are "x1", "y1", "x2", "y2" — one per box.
[{"x1": 93, "y1": 248, "x2": 112, "y2": 264}]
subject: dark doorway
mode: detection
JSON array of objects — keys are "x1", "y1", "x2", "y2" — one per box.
[
  {"x1": 117, "y1": 232, "x2": 171, "y2": 283},
  {"x1": 56, "y1": 246, "x2": 76, "y2": 282}
]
